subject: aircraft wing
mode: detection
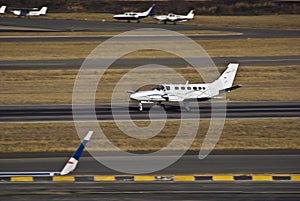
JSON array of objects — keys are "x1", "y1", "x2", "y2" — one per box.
[
  {"x1": 0, "y1": 131, "x2": 93, "y2": 177},
  {"x1": 10, "y1": 7, "x2": 38, "y2": 11},
  {"x1": 60, "y1": 131, "x2": 93, "y2": 175},
  {"x1": 154, "y1": 15, "x2": 168, "y2": 21}
]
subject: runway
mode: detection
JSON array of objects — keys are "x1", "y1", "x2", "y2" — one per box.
[
  {"x1": 1, "y1": 182, "x2": 300, "y2": 201},
  {"x1": 0, "y1": 101, "x2": 299, "y2": 122},
  {"x1": 1, "y1": 153, "x2": 300, "y2": 174}
]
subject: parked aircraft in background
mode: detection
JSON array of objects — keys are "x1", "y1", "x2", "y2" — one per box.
[
  {"x1": 128, "y1": 63, "x2": 241, "y2": 111},
  {"x1": 0, "y1": 131, "x2": 93, "y2": 177},
  {"x1": 113, "y1": 4, "x2": 155, "y2": 23},
  {"x1": 0, "y1": 5, "x2": 6, "y2": 14},
  {"x1": 154, "y1": 10, "x2": 194, "y2": 24},
  {"x1": 10, "y1": 6, "x2": 48, "y2": 17}
]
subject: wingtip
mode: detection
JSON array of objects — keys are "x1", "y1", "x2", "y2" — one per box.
[
  {"x1": 228, "y1": 63, "x2": 239, "y2": 68},
  {"x1": 84, "y1": 131, "x2": 93, "y2": 141}
]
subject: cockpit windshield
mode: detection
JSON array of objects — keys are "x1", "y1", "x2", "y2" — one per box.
[{"x1": 152, "y1": 85, "x2": 165, "y2": 91}]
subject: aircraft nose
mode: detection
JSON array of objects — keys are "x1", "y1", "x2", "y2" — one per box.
[{"x1": 130, "y1": 93, "x2": 138, "y2": 100}]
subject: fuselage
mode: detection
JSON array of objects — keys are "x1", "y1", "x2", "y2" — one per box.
[
  {"x1": 113, "y1": 12, "x2": 147, "y2": 20},
  {"x1": 130, "y1": 83, "x2": 212, "y2": 103},
  {"x1": 113, "y1": 4, "x2": 155, "y2": 22}
]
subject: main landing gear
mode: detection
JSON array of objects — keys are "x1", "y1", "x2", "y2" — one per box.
[
  {"x1": 137, "y1": 102, "x2": 190, "y2": 111},
  {"x1": 183, "y1": 102, "x2": 191, "y2": 112}
]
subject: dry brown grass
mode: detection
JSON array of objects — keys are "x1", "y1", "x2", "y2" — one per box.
[
  {"x1": 0, "y1": 38, "x2": 299, "y2": 60},
  {"x1": 0, "y1": 41, "x2": 98, "y2": 61},
  {"x1": 194, "y1": 15, "x2": 300, "y2": 30},
  {"x1": 0, "y1": 118, "x2": 299, "y2": 152},
  {"x1": 199, "y1": 38, "x2": 300, "y2": 57},
  {"x1": 0, "y1": 65, "x2": 299, "y2": 105}
]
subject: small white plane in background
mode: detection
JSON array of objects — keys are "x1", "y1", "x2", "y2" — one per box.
[
  {"x1": 10, "y1": 6, "x2": 48, "y2": 17},
  {"x1": 113, "y1": 4, "x2": 155, "y2": 23},
  {"x1": 0, "y1": 131, "x2": 93, "y2": 177},
  {"x1": 128, "y1": 63, "x2": 241, "y2": 111},
  {"x1": 154, "y1": 10, "x2": 194, "y2": 24},
  {"x1": 0, "y1": 5, "x2": 6, "y2": 14}
]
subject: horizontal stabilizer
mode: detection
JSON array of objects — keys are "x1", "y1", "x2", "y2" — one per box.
[
  {"x1": 219, "y1": 84, "x2": 242, "y2": 93},
  {"x1": 126, "y1": 90, "x2": 135, "y2": 94},
  {"x1": 0, "y1": 172, "x2": 60, "y2": 177}
]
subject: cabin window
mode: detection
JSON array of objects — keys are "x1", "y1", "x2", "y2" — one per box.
[
  {"x1": 193, "y1": 87, "x2": 197, "y2": 90},
  {"x1": 187, "y1": 87, "x2": 191, "y2": 90},
  {"x1": 198, "y1": 87, "x2": 202, "y2": 90},
  {"x1": 203, "y1": 87, "x2": 206, "y2": 90},
  {"x1": 181, "y1": 87, "x2": 185, "y2": 90},
  {"x1": 166, "y1": 86, "x2": 170, "y2": 90},
  {"x1": 175, "y1": 86, "x2": 179, "y2": 90}
]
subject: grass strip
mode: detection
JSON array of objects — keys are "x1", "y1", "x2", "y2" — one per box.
[{"x1": 0, "y1": 118, "x2": 299, "y2": 152}]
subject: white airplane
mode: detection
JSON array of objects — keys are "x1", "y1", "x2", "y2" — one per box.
[
  {"x1": 0, "y1": 5, "x2": 6, "y2": 14},
  {"x1": 0, "y1": 131, "x2": 93, "y2": 177},
  {"x1": 113, "y1": 4, "x2": 155, "y2": 23},
  {"x1": 11, "y1": 6, "x2": 48, "y2": 17},
  {"x1": 128, "y1": 63, "x2": 241, "y2": 111},
  {"x1": 154, "y1": 10, "x2": 194, "y2": 24}
]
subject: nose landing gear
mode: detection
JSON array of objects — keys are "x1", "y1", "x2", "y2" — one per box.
[{"x1": 138, "y1": 102, "x2": 143, "y2": 111}]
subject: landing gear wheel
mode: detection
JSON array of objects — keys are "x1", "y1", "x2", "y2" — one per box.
[
  {"x1": 138, "y1": 102, "x2": 143, "y2": 111},
  {"x1": 158, "y1": 102, "x2": 166, "y2": 110}
]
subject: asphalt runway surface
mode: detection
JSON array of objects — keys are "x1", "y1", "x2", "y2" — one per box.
[
  {"x1": 0, "y1": 101, "x2": 299, "y2": 122},
  {"x1": 0, "y1": 56, "x2": 299, "y2": 70},
  {"x1": 1, "y1": 182, "x2": 300, "y2": 201}
]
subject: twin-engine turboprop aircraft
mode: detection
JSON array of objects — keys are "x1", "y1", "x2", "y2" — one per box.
[
  {"x1": 128, "y1": 63, "x2": 242, "y2": 111},
  {"x1": 113, "y1": 4, "x2": 155, "y2": 23},
  {"x1": 154, "y1": 10, "x2": 194, "y2": 24},
  {"x1": 0, "y1": 131, "x2": 93, "y2": 177}
]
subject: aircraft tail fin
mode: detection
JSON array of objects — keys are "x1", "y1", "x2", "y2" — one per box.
[
  {"x1": 60, "y1": 131, "x2": 93, "y2": 176},
  {"x1": 39, "y1": 6, "x2": 48, "y2": 15},
  {"x1": 145, "y1": 4, "x2": 155, "y2": 16},
  {"x1": 216, "y1": 63, "x2": 239, "y2": 90},
  {"x1": 0, "y1": 6, "x2": 6, "y2": 14},
  {"x1": 187, "y1": 10, "x2": 194, "y2": 19}
]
